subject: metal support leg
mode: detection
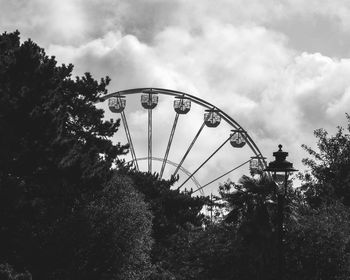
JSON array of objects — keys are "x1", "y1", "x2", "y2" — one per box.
[
  {"x1": 173, "y1": 122, "x2": 206, "y2": 177},
  {"x1": 177, "y1": 135, "x2": 231, "y2": 190},
  {"x1": 193, "y1": 159, "x2": 251, "y2": 194},
  {"x1": 148, "y1": 109, "x2": 152, "y2": 173},
  {"x1": 160, "y1": 113, "x2": 179, "y2": 178},
  {"x1": 120, "y1": 111, "x2": 139, "y2": 171}
]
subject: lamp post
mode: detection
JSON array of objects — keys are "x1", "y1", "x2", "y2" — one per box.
[{"x1": 264, "y1": 144, "x2": 297, "y2": 280}]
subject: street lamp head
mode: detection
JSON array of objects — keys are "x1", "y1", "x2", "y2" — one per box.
[{"x1": 264, "y1": 144, "x2": 298, "y2": 173}]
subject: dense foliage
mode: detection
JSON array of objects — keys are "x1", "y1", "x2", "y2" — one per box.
[
  {"x1": 0, "y1": 263, "x2": 31, "y2": 280},
  {"x1": 285, "y1": 202, "x2": 350, "y2": 280},
  {"x1": 300, "y1": 114, "x2": 350, "y2": 207},
  {"x1": 160, "y1": 176, "x2": 281, "y2": 280},
  {"x1": 0, "y1": 31, "x2": 152, "y2": 279},
  {"x1": 149, "y1": 115, "x2": 350, "y2": 280},
  {"x1": 82, "y1": 175, "x2": 153, "y2": 279},
  {"x1": 116, "y1": 167, "x2": 207, "y2": 276}
]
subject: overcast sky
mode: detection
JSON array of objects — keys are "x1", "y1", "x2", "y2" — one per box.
[{"x1": 1, "y1": 0, "x2": 350, "y2": 193}]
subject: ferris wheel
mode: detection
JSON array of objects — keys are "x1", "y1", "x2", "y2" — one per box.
[{"x1": 101, "y1": 88, "x2": 267, "y2": 196}]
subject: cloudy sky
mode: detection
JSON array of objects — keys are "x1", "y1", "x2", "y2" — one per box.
[{"x1": 1, "y1": 0, "x2": 350, "y2": 194}]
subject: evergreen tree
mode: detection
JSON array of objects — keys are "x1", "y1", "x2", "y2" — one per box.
[
  {"x1": 117, "y1": 167, "x2": 207, "y2": 277},
  {"x1": 80, "y1": 175, "x2": 153, "y2": 280},
  {"x1": 0, "y1": 31, "x2": 130, "y2": 278}
]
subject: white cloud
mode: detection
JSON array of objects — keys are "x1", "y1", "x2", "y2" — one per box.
[{"x1": 2, "y1": 0, "x2": 350, "y2": 193}]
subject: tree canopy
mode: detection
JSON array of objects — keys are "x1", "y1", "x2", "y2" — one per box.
[
  {"x1": 0, "y1": 31, "x2": 153, "y2": 279},
  {"x1": 300, "y1": 114, "x2": 350, "y2": 206}
]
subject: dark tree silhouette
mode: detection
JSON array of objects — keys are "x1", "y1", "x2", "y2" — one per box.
[
  {"x1": 78, "y1": 175, "x2": 153, "y2": 280},
  {"x1": 300, "y1": 114, "x2": 350, "y2": 207},
  {"x1": 146, "y1": 175, "x2": 280, "y2": 280},
  {"x1": 116, "y1": 167, "x2": 207, "y2": 276},
  {"x1": 0, "y1": 31, "x2": 131, "y2": 278},
  {"x1": 285, "y1": 202, "x2": 350, "y2": 280},
  {"x1": 0, "y1": 263, "x2": 31, "y2": 280}
]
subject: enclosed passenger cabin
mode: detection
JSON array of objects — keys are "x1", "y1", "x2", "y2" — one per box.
[
  {"x1": 108, "y1": 96, "x2": 126, "y2": 113},
  {"x1": 230, "y1": 130, "x2": 246, "y2": 148},
  {"x1": 204, "y1": 110, "x2": 221, "y2": 127},
  {"x1": 141, "y1": 92, "x2": 158, "y2": 109},
  {"x1": 250, "y1": 158, "x2": 264, "y2": 175},
  {"x1": 174, "y1": 97, "x2": 191, "y2": 114}
]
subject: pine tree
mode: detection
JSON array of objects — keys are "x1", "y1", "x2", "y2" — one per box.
[{"x1": 0, "y1": 31, "x2": 129, "y2": 278}]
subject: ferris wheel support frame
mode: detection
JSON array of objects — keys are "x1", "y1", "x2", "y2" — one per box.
[
  {"x1": 120, "y1": 107, "x2": 139, "y2": 171},
  {"x1": 173, "y1": 120, "x2": 206, "y2": 177},
  {"x1": 177, "y1": 134, "x2": 232, "y2": 190},
  {"x1": 102, "y1": 87, "x2": 268, "y2": 192},
  {"x1": 148, "y1": 108, "x2": 152, "y2": 173},
  {"x1": 160, "y1": 112, "x2": 179, "y2": 178}
]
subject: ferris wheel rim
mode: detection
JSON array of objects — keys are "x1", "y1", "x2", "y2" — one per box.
[{"x1": 102, "y1": 87, "x2": 267, "y2": 170}]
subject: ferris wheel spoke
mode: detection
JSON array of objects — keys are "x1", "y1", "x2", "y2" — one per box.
[
  {"x1": 173, "y1": 121, "x2": 206, "y2": 177},
  {"x1": 177, "y1": 135, "x2": 231, "y2": 190},
  {"x1": 192, "y1": 158, "x2": 252, "y2": 194},
  {"x1": 160, "y1": 113, "x2": 179, "y2": 178},
  {"x1": 120, "y1": 111, "x2": 139, "y2": 171}
]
